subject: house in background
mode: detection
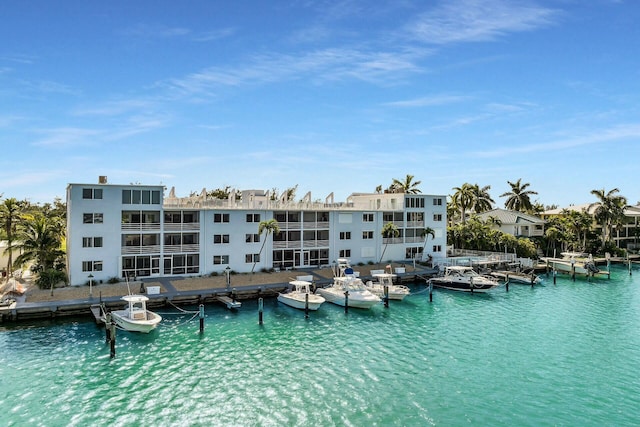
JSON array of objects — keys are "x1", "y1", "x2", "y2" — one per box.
[
  {"x1": 542, "y1": 203, "x2": 640, "y2": 250},
  {"x1": 476, "y1": 208, "x2": 546, "y2": 238}
]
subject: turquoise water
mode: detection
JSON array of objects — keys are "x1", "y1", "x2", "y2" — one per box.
[{"x1": 2, "y1": 266, "x2": 640, "y2": 427}]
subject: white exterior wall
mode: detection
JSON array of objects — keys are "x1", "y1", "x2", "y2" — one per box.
[{"x1": 66, "y1": 183, "x2": 447, "y2": 285}]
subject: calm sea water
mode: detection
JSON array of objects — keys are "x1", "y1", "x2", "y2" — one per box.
[{"x1": 2, "y1": 266, "x2": 640, "y2": 427}]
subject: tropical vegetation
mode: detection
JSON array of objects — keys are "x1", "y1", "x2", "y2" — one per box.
[{"x1": 0, "y1": 196, "x2": 67, "y2": 292}]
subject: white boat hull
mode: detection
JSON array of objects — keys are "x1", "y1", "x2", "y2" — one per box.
[
  {"x1": 111, "y1": 309, "x2": 162, "y2": 333},
  {"x1": 316, "y1": 288, "x2": 380, "y2": 309},
  {"x1": 367, "y1": 285, "x2": 409, "y2": 300},
  {"x1": 277, "y1": 293, "x2": 325, "y2": 310}
]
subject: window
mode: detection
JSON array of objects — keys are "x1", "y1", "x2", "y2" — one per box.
[
  {"x1": 246, "y1": 214, "x2": 261, "y2": 223},
  {"x1": 214, "y1": 213, "x2": 230, "y2": 223},
  {"x1": 83, "y1": 213, "x2": 103, "y2": 224},
  {"x1": 405, "y1": 196, "x2": 425, "y2": 208},
  {"x1": 246, "y1": 234, "x2": 260, "y2": 243},
  {"x1": 245, "y1": 253, "x2": 260, "y2": 263},
  {"x1": 82, "y1": 188, "x2": 103, "y2": 199},
  {"x1": 433, "y1": 198, "x2": 443, "y2": 206},
  {"x1": 82, "y1": 261, "x2": 103, "y2": 272},
  {"x1": 213, "y1": 255, "x2": 229, "y2": 265},
  {"x1": 122, "y1": 189, "x2": 161, "y2": 204},
  {"x1": 362, "y1": 231, "x2": 374, "y2": 239},
  {"x1": 340, "y1": 231, "x2": 351, "y2": 240},
  {"x1": 165, "y1": 234, "x2": 181, "y2": 245},
  {"x1": 82, "y1": 237, "x2": 103, "y2": 248},
  {"x1": 363, "y1": 213, "x2": 374, "y2": 222},
  {"x1": 433, "y1": 214, "x2": 443, "y2": 221},
  {"x1": 339, "y1": 249, "x2": 351, "y2": 258},
  {"x1": 214, "y1": 234, "x2": 230, "y2": 244},
  {"x1": 406, "y1": 247, "x2": 423, "y2": 259},
  {"x1": 433, "y1": 245, "x2": 442, "y2": 252}
]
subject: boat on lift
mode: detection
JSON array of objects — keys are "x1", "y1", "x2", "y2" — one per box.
[{"x1": 428, "y1": 266, "x2": 501, "y2": 293}]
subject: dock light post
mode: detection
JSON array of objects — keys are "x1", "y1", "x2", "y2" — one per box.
[
  {"x1": 88, "y1": 273, "x2": 94, "y2": 299},
  {"x1": 225, "y1": 266, "x2": 231, "y2": 290}
]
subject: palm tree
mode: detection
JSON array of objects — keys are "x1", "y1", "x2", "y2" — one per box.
[
  {"x1": 470, "y1": 183, "x2": 494, "y2": 213},
  {"x1": 379, "y1": 222, "x2": 400, "y2": 263},
  {"x1": 0, "y1": 198, "x2": 27, "y2": 278},
  {"x1": 390, "y1": 174, "x2": 422, "y2": 194},
  {"x1": 13, "y1": 213, "x2": 64, "y2": 271},
  {"x1": 500, "y1": 179, "x2": 538, "y2": 212},
  {"x1": 451, "y1": 183, "x2": 475, "y2": 224},
  {"x1": 421, "y1": 227, "x2": 435, "y2": 261},
  {"x1": 251, "y1": 219, "x2": 280, "y2": 273},
  {"x1": 589, "y1": 188, "x2": 628, "y2": 248}
]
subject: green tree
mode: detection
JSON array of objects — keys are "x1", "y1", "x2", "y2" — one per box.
[
  {"x1": 451, "y1": 183, "x2": 475, "y2": 224},
  {"x1": 421, "y1": 227, "x2": 435, "y2": 261},
  {"x1": 0, "y1": 197, "x2": 27, "y2": 277},
  {"x1": 390, "y1": 174, "x2": 422, "y2": 194},
  {"x1": 251, "y1": 219, "x2": 280, "y2": 273},
  {"x1": 470, "y1": 183, "x2": 494, "y2": 214},
  {"x1": 379, "y1": 222, "x2": 400, "y2": 263},
  {"x1": 13, "y1": 213, "x2": 66, "y2": 294},
  {"x1": 589, "y1": 188, "x2": 628, "y2": 249},
  {"x1": 500, "y1": 179, "x2": 538, "y2": 212}
]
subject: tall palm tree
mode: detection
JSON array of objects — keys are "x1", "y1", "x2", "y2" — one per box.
[
  {"x1": 451, "y1": 183, "x2": 475, "y2": 224},
  {"x1": 589, "y1": 188, "x2": 627, "y2": 248},
  {"x1": 379, "y1": 222, "x2": 400, "y2": 263},
  {"x1": 13, "y1": 213, "x2": 64, "y2": 270},
  {"x1": 0, "y1": 198, "x2": 26, "y2": 278},
  {"x1": 470, "y1": 183, "x2": 494, "y2": 214},
  {"x1": 500, "y1": 179, "x2": 538, "y2": 212},
  {"x1": 251, "y1": 219, "x2": 280, "y2": 273},
  {"x1": 421, "y1": 226, "x2": 435, "y2": 261},
  {"x1": 390, "y1": 174, "x2": 422, "y2": 194}
]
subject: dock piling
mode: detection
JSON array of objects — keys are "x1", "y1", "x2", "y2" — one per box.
[
  {"x1": 384, "y1": 285, "x2": 389, "y2": 308},
  {"x1": 429, "y1": 282, "x2": 433, "y2": 302},
  {"x1": 304, "y1": 293, "x2": 309, "y2": 318},
  {"x1": 199, "y1": 304, "x2": 205, "y2": 333},
  {"x1": 258, "y1": 297, "x2": 264, "y2": 325},
  {"x1": 344, "y1": 291, "x2": 349, "y2": 313}
]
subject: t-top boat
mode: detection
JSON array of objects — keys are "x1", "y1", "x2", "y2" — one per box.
[
  {"x1": 317, "y1": 260, "x2": 381, "y2": 309},
  {"x1": 365, "y1": 273, "x2": 410, "y2": 300},
  {"x1": 429, "y1": 266, "x2": 501, "y2": 293},
  {"x1": 278, "y1": 280, "x2": 326, "y2": 311},
  {"x1": 110, "y1": 294, "x2": 162, "y2": 333}
]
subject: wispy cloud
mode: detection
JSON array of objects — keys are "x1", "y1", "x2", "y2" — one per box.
[
  {"x1": 383, "y1": 94, "x2": 470, "y2": 108},
  {"x1": 408, "y1": 0, "x2": 558, "y2": 45},
  {"x1": 31, "y1": 127, "x2": 101, "y2": 148},
  {"x1": 475, "y1": 123, "x2": 640, "y2": 158},
  {"x1": 161, "y1": 47, "x2": 426, "y2": 97},
  {"x1": 73, "y1": 98, "x2": 157, "y2": 116},
  {"x1": 119, "y1": 24, "x2": 235, "y2": 43}
]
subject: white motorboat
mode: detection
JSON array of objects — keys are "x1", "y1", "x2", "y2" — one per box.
[
  {"x1": 317, "y1": 263, "x2": 381, "y2": 309},
  {"x1": 429, "y1": 266, "x2": 501, "y2": 293},
  {"x1": 110, "y1": 294, "x2": 162, "y2": 333},
  {"x1": 278, "y1": 280, "x2": 325, "y2": 311},
  {"x1": 365, "y1": 273, "x2": 410, "y2": 300},
  {"x1": 541, "y1": 252, "x2": 606, "y2": 277}
]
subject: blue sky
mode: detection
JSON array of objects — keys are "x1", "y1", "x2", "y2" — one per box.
[{"x1": 2, "y1": 0, "x2": 639, "y2": 208}]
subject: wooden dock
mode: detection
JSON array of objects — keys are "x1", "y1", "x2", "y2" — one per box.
[
  {"x1": 90, "y1": 304, "x2": 105, "y2": 324},
  {"x1": 216, "y1": 296, "x2": 242, "y2": 309}
]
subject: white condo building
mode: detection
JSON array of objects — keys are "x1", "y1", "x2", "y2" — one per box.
[{"x1": 66, "y1": 178, "x2": 447, "y2": 286}]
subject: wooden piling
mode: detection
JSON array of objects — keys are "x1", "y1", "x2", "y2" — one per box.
[
  {"x1": 505, "y1": 273, "x2": 509, "y2": 292},
  {"x1": 199, "y1": 304, "x2": 205, "y2": 333},
  {"x1": 384, "y1": 285, "x2": 389, "y2": 308},
  {"x1": 109, "y1": 322, "x2": 116, "y2": 359},
  {"x1": 258, "y1": 297, "x2": 264, "y2": 325},
  {"x1": 344, "y1": 291, "x2": 349, "y2": 313},
  {"x1": 429, "y1": 282, "x2": 433, "y2": 302},
  {"x1": 304, "y1": 293, "x2": 309, "y2": 319}
]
